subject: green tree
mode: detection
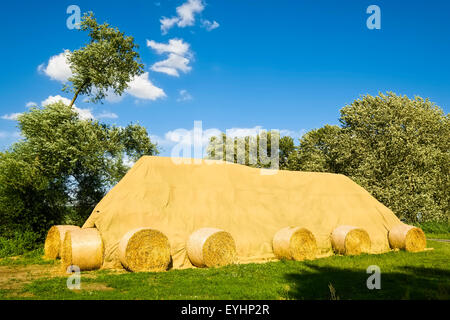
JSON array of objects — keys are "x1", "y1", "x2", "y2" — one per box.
[
  {"x1": 0, "y1": 103, "x2": 158, "y2": 238},
  {"x1": 206, "y1": 131, "x2": 295, "y2": 170},
  {"x1": 64, "y1": 12, "x2": 144, "y2": 107},
  {"x1": 286, "y1": 125, "x2": 341, "y2": 172},
  {"x1": 288, "y1": 93, "x2": 449, "y2": 222}
]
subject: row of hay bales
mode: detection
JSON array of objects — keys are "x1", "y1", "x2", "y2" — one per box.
[{"x1": 44, "y1": 224, "x2": 426, "y2": 272}]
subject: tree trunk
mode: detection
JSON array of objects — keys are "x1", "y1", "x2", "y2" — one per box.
[{"x1": 69, "y1": 82, "x2": 87, "y2": 107}]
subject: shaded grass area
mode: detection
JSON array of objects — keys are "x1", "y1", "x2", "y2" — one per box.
[{"x1": 0, "y1": 241, "x2": 448, "y2": 300}]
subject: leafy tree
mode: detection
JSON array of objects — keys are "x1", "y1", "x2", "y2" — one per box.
[
  {"x1": 288, "y1": 93, "x2": 449, "y2": 222},
  {"x1": 0, "y1": 103, "x2": 158, "y2": 237},
  {"x1": 64, "y1": 12, "x2": 144, "y2": 106},
  {"x1": 206, "y1": 131, "x2": 295, "y2": 170},
  {"x1": 286, "y1": 125, "x2": 341, "y2": 172}
]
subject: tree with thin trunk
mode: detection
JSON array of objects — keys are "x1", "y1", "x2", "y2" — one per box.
[{"x1": 63, "y1": 12, "x2": 144, "y2": 107}]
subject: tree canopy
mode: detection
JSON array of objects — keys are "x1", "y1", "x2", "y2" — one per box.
[
  {"x1": 0, "y1": 103, "x2": 158, "y2": 238},
  {"x1": 64, "y1": 12, "x2": 144, "y2": 106}
]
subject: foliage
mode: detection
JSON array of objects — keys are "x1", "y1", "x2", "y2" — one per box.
[
  {"x1": 0, "y1": 103, "x2": 158, "y2": 237},
  {"x1": 286, "y1": 93, "x2": 449, "y2": 222},
  {"x1": 0, "y1": 232, "x2": 42, "y2": 258},
  {"x1": 286, "y1": 125, "x2": 341, "y2": 172},
  {"x1": 64, "y1": 12, "x2": 144, "y2": 106},
  {"x1": 206, "y1": 131, "x2": 294, "y2": 169}
]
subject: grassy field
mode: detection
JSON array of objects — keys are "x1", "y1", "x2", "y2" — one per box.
[{"x1": 0, "y1": 240, "x2": 448, "y2": 300}]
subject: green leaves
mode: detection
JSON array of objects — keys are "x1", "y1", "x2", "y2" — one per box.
[
  {"x1": 64, "y1": 12, "x2": 144, "y2": 106},
  {"x1": 0, "y1": 103, "x2": 158, "y2": 236},
  {"x1": 288, "y1": 93, "x2": 449, "y2": 222}
]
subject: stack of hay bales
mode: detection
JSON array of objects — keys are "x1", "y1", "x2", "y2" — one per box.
[
  {"x1": 388, "y1": 224, "x2": 427, "y2": 252},
  {"x1": 331, "y1": 225, "x2": 371, "y2": 255},
  {"x1": 118, "y1": 228, "x2": 171, "y2": 272},
  {"x1": 61, "y1": 228, "x2": 103, "y2": 271},
  {"x1": 44, "y1": 156, "x2": 427, "y2": 272},
  {"x1": 44, "y1": 225, "x2": 79, "y2": 259},
  {"x1": 272, "y1": 227, "x2": 317, "y2": 261},
  {"x1": 187, "y1": 228, "x2": 237, "y2": 268}
]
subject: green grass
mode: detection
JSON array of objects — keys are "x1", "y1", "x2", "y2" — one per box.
[
  {"x1": 0, "y1": 248, "x2": 56, "y2": 266},
  {"x1": 1, "y1": 240, "x2": 448, "y2": 300},
  {"x1": 416, "y1": 221, "x2": 450, "y2": 239}
]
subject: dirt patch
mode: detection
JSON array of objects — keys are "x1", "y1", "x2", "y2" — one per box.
[{"x1": 0, "y1": 264, "x2": 61, "y2": 290}]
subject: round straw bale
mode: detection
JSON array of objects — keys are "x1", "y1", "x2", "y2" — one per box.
[
  {"x1": 331, "y1": 225, "x2": 371, "y2": 255},
  {"x1": 118, "y1": 228, "x2": 171, "y2": 272},
  {"x1": 388, "y1": 224, "x2": 426, "y2": 252},
  {"x1": 61, "y1": 228, "x2": 103, "y2": 271},
  {"x1": 273, "y1": 227, "x2": 318, "y2": 261},
  {"x1": 187, "y1": 228, "x2": 236, "y2": 268},
  {"x1": 44, "y1": 225, "x2": 80, "y2": 259}
]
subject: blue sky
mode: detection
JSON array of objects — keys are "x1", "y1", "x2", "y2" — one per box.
[{"x1": 1, "y1": 0, "x2": 449, "y2": 156}]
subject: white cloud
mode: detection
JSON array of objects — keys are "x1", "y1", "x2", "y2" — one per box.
[
  {"x1": 160, "y1": 0, "x2": 205, "y2": 34},
  {"x1": 25, "y1": 102, "x2": 38, "y2": 108},
  {"x1": 38, "y1": 50, "x2": 72, "y2": 83},
  {"x1": 201, "y1": 19, "x2": 219, "y2": 31},
  {"x1": 73, "y1": 106, "x2": 95, "y2": 120},
  {"x1": 41, "y1": 95, "x2": 94, "y2": 120},
  {"x1": 147, "y1": 39, "x2": 190, "y2": 56},
  {"x1": 151, "y1": 53, "x2": 191, "y2": 77},
  {"x1": 225, "y1": 126, "x2": 265, "y2": 138},
  {"x1": 164, "y1": 127, "x2": 221, "y2": 148},
  {"x1": 279, "y1": 129, "x2": 307, "y2": 140},
  {"x1": 1, "y1": 113, "x2": 22, "y2": 121},
  {"x1": 176, "y1": 0, "x2": 204, "y2": 27},
  {"x1": 160, "y1": 17, "x2": 180, "y2": 35},
  {"x1": 148, "y1": 39, "x2": 193, "y2": 77},
  {"x1": 177, "y1": 89, "x2": 193, "y2": 102},
  {"x1": 97, "y1": 111, "x2": 119, "y2": 119},
  {"x1": 41, "y1": 95, "x2": 72, "y2": 106},
  {"x1": 126, "y1": 72, "x2": 166, "y2": 100}
]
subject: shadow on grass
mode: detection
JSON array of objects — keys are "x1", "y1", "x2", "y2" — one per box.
[{"x1": 284, "y1": 263, "x2": 450, "y2": 300}]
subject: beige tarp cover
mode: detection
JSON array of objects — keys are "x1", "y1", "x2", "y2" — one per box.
[{"x1": 83, "y1": 156, "x2": 401, "y2": 269}]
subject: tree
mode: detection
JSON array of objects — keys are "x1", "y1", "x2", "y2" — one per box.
[
  {"x1": 288, "y1": 93, "x2": 449, "y2": 222},
  {"x1": 206, "y1": 131, "x2": 295, "y2": 170},
  {"x1": 0, "y1": 103, "x2": 158, "y2": 238},
  {"x1": 286, "y1": 125, "x2": 341, "y2": 172},
  {"x1": 64, "y1": 12, "x2": 144, "y2": 107}
]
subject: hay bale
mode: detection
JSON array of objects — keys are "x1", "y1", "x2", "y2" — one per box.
[
  {"x1": 44, "y1": 225, "x2": 80, "y2": 259},
  {"x1": 118, "y1": 228, "x2": 171, "y2": 272},
  {"x1": 272, "y1": 226, "x2": 318, "y2": 261},
  {"x1": 187, "y1": 228, "x2": 236, "y2": 268},
  {"x1": 388, "y1": 224, "x2": 426, "y2": 252},
  {"x1": 331, "y1": 225, "x2": 371, "y2": 255},
  {"x1": 61, "y1": 228, "x2": 103, "y2": 271}
]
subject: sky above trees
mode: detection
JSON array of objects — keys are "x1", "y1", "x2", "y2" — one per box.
[{"x1": 0, "y1": 0, "x2": 449, "y2": 156}]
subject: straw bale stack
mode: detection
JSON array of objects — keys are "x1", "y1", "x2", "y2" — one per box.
[
  {"x1": 273, "y1": 226, "x2": 318, "y2": 260},
  {"x1": 187, "y1": 228, "x2": 236, "y2": 268}
]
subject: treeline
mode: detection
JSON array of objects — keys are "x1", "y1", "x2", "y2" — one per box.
[{"x1": 207, "y1": 93, "x2": 449, "y2": 223}]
